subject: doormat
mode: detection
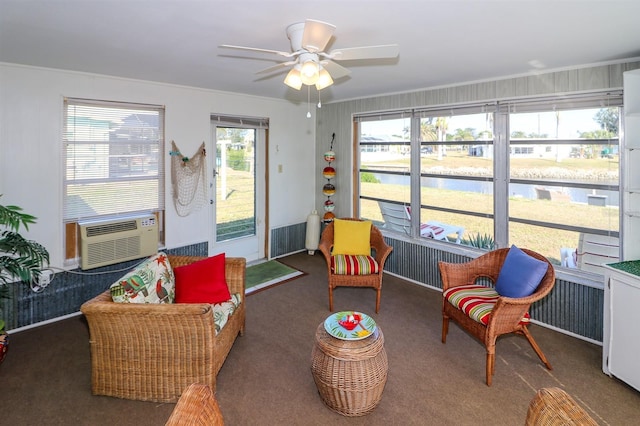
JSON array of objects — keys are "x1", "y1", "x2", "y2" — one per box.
[{"x1": 245, "y1": 260, "x2": 305, "y2": 295}]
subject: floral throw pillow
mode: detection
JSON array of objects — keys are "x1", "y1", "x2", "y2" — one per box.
[{"x1": 110, "y1": 252, "x2": 175, "y2": 303}]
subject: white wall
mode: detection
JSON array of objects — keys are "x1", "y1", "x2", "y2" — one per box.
[{"x1": 0, "y1": 62, "x2": 316, "y2": 269}]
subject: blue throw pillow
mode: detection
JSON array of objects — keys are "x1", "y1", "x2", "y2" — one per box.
[{"x1": 495, "y1": 245, "x2": 548, "y2": 298}]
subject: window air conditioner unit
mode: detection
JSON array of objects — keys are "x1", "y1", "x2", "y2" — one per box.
[{"x1": 79, "y1": 214, "x2": 158, "y2": 270}]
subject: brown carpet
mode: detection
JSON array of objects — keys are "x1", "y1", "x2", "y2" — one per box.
[{"x1": 2, "y1": 252, "x2": 639, "y2": 425}]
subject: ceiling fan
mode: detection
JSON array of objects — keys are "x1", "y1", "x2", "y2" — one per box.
[{"x1": 220, "y1": 19, "x2": 399, "y2": 91}]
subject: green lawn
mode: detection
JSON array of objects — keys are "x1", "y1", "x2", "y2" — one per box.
[
  {"x1": 216, "y1": 168, "x2": 256, "y2": 240},
  {"x1": 359, "y1": 150, "x2": 619, "y2": 263},
  {"x1": 361, "y1": 182, "x2": 618, "y2": 264},
  {"x1": 216, "y1": 152, "x2": 618, "y2": 263}
]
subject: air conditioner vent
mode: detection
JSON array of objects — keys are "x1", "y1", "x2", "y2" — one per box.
[
  {"x1": 79, "y1": 214, "x2": 158, "y2": 270},
  {"x1": 86, "y1": 220, "x2": 138, "y2": 237}
]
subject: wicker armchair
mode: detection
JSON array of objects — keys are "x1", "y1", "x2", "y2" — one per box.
[
  {"x1": 319, "y1": 218, "x2": 393, "y2": 313},
  {"x1": 438, "y1": 248, "x2": 555, "y2": 386},
  {"x1": 81, "y1": 255, "x2": 246, "y2": 403},
  {"x1": 525, "y1": 387, "x2": 597, "y2": 425},
  {"x1": 165, "y1": 383, "x2": 224, "y2": 426}
]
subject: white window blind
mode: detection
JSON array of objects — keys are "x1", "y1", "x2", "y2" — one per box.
[{"x1": 63, "y1": 98, "x2": 165, "y2": 222}]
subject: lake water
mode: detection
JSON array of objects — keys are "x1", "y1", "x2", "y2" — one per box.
[{"x1": 373, "y1": 173, "x2": 619, "y2": 207}]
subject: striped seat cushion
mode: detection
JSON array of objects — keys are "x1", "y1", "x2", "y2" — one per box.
[
  {"x1": 331, "y1": 255, "x2": 379, "y2": 275},
  {"x1": 443, "y1": 284, "x2": 530, "y2": 325}
]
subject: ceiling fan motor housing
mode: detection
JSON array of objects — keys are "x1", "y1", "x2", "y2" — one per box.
[{"x1": 221, "y1": 19, "x2": 398, "y2": 92}]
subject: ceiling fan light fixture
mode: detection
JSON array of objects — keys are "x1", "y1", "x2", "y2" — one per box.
[
  {"x1": 284, "y1": 67, "x2": 303, "y2": 90},
  {"x1": 222, "y1": 19, "x2": 399, "y2": 101},
  {"x1": 315, "y1": 68, "x2": 333, "y2": 90},
  {"x1": 300, "y1": 59, "x2": 319, "y2": 85}
]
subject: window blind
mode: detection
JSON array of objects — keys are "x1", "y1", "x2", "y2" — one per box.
[
  {"x1": 498, "y1": 91, "x2": 623, "y2": 113},
  {"x1": 63, "y1": 98, "x2": 165, "y2": 221},
  {"x1": 211, "y1": 114, "x2": 269, "y2": 129}
]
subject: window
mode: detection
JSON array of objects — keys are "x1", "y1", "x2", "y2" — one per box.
[
  {"x1": 63, "y1": 98, "x2": 165, "y2": 260},
  {"x1": 215, "y1": 126, "x2": 257, "y2": 241},
  {"x1": 359, "y1": 106, "x2": 495, "y2": 248},
  {"x1": 357, "y1": 92, "x2": 622, "y2": 272},
  {"x1": 359, "y1": 114, "x2": 412, "y2": 224},
  {"x1": 506, "y1": 99, "x2": 620, "y2": 268},
  {"x1": 417, "y1": 107, "x2": 495, "y2": 247}
]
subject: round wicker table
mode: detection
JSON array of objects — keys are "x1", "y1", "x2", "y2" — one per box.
[{"x1": 311, "y1": 322, "x2": 388, "y2": 417}]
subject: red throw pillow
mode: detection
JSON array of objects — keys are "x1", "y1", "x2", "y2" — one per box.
[{"x1": 174, "y1": 253, "x2": 231, "y2": 304}]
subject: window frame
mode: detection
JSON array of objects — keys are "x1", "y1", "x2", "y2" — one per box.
[
  {"x1": 356, "y1": 91, "x2": 622, "y2": 273},
  {"x1": 63, "y1": 97, "x2": 166, "y2": 262}
]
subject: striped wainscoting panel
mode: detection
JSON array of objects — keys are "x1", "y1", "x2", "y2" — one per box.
[
  {"x1": 529, "y1": 277, "x2": 603, "y2": 342},
  {"x1": 381, "y1": 235, "x2": 604, "y2": 343},
  {"x1": 383, "y1": 237, "x2": 471, "y2": 290},
  {"x1": 5, "y1": 243, "x2": 208, "y2": 331},
  {"x1": 270, "y1": 222, "x2": 306, "y2": 258},
  {"x1": 165, "y1": 242, "x2": 208, "y2": 258},
  {"x1": 7, "y1": 233, "x2": 604, "y2": 343}
]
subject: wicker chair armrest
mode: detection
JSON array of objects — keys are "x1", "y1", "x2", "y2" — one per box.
[
  {"x1": 438, "y1": 258, "x2": 499, "y2": 291},
  {"x1": 318, "y1": 234, "x2": 333, "y2": 260},
  {"x1": 223, "y1": 257, "x2": 246, "y2": 297},
  {"x1": 486, "y1": 301, "x2": 530, "y2": 333},
  {"x1": 373, "y1": 244, "x2": 393, "y2": 267},
  {"x1": 488, "y1": 263, "x2": 556, "y2": 332},
  {"x1": 81, "y1": 292, "x2": 218, "y2": 346},
  {"x1": 370, "y1": 229, "x2": 393, "y2": 266}
]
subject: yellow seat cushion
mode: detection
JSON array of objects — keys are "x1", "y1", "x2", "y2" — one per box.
[{"x1": 332, "y1": 219, "x2": 372, "y2": 255}]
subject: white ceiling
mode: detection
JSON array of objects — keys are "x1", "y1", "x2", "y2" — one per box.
[{"x1": 2, "y1": 0, "x2": 640, "y2": 104}]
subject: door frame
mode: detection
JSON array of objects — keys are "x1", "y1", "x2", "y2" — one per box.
[{"x1": 209, "y1": 116, "x2": 268, "y2": 262}]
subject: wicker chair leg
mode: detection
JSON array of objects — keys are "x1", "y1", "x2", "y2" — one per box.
[
  {"x1": 328, "y1": 287, "x2": 334, "y2": 312},
  {"x1": 521, "y1": 327, "x2": 553, "y2": 370},
  {"x1": 375, "y1": 288, "x2": 381, "y2": 313},
  {"x1": 486, "y1": 352, "x2": 495, "y2": 386},
  {"x1": 441, "y1": 316, "x2": 449, "y2": 343}
]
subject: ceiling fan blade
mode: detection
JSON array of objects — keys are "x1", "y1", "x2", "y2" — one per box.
[
  {"x1": 329, "y1": 44, "x2": 400, "y2": 61},
  {"x1": 322, "y1": 60, "x2": 351, "y2": 80},
  {"x1": 255, "y1": 61, "x2": 296, "y2": 74},
  {"x1": 301, "y1": 19, "x2": 336, "y2": 53},
  {"x1": 219, "y1": 44, "x2": 295, "y2": 58}
]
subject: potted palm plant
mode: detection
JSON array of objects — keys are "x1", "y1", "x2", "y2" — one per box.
[{"x1": 0, "y1": 196, "x2": 50, "y2": 364}]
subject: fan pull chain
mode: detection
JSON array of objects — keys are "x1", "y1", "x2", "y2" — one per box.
[
  {"x1": 307, "y1": 86, "x2": 311, "y2": 118},
  {"x1": 317, "y1": 89, "x2": 322, "y2": 109}
]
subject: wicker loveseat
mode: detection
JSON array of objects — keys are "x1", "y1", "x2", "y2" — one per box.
[{"x1": 80, "y1": 255, "x2": 246, "y2": 403}]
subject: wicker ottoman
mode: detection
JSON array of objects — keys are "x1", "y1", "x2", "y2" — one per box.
[{"x1": 311, "y1": 322, "x2": 388, "y2": 416}]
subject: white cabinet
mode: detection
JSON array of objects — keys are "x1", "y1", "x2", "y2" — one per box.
[
  {"x1": 603, "y1": 262, "x2": 640, "y2": 392},
  {"x1": 623, "y1": 69, "x2": 640, "y2": 260}
]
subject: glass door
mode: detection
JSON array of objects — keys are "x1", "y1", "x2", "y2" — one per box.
[{"x1": 210, "y1": 116, "x2": 267, "y2": 262}]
